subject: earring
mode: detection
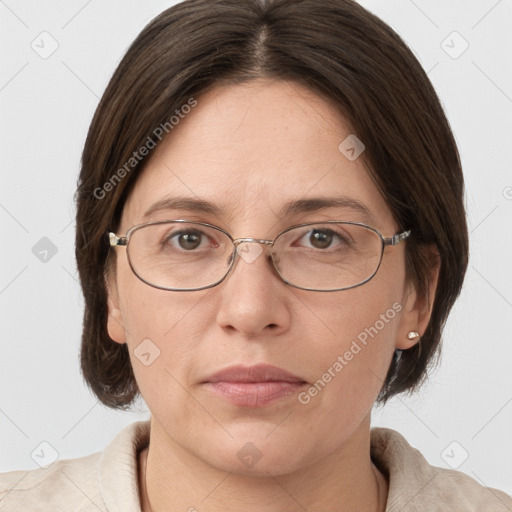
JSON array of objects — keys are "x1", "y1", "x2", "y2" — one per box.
[{"x1": 396, "y1": 332, "x2": 422, "y2": 364}]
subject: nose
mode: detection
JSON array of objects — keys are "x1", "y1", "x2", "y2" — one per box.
[{"x1": 215, "y1": 239, "x2": 290, "y2": 336}]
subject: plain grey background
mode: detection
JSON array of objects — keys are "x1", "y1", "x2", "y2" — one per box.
[{"x1": 1, "y1": 0, "x2": 511, "y2": 496}]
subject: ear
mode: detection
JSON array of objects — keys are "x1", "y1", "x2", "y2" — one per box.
[
  {"x1": 396, "y1": 246, "x2": 441, "y2": 350},
  {"x1": 105, "y1": 269, "x2": 127, "y2": 345}
]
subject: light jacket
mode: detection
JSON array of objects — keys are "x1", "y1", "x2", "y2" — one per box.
[{"x1": 1, "y1": 420, "x2": 511, "y2": 511}]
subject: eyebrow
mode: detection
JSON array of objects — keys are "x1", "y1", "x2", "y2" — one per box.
[{"x1": 142, "y1": 195, "x2": 375, "y2": 223}]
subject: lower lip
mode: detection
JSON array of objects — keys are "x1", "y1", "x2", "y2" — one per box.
[{"x1": 204, "y1": 381, "x2": 306, "y2": 407}]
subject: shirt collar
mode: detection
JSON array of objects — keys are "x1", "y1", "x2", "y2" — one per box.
[
  {"x1": 99, "y1": 420, "x2": 150, "y2": 512},
  {"x1": 97, "y1": 420, "x2": 449, "y2": 512}
]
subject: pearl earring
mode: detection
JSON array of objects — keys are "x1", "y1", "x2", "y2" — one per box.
[{"x1": 407, "y1": 331, "x2": 420, "y2": 340}]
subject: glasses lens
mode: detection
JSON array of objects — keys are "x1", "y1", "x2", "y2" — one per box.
[
  {"x1": 126, "y1": 221, "x2": 383, "y2": 291},
  {"x1": 273, "y1": 223, "x2": 383, "y2": 291},
  {"x1": 127, "y1": 222, "x2": 233, "y2": 290}
]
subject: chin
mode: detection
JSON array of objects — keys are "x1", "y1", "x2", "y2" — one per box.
[{"x1": 188, "y1": 428, "x2": 311, "y2": 477}]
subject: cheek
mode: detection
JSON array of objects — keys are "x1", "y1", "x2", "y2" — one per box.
[
  {"x1": 301, "y1": 293, "x2": 400, "y2": 397},
  {"x1": 115, "y1": 256, "x2": 214, "y2": 399},
  {"x1": 117, "y1": 248, "x2": 209, "y2": 336},
  {"x1": 297, "y1": 252, "x2": 405, "y2": 410}
]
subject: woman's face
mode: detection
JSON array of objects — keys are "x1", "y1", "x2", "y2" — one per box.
[{"x1": 107, "y1": 79, "x2": 426, "y2": 475}]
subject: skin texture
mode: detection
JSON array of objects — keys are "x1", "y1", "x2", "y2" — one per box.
[{"x1": 106, "y1": 79, "x2": 439, "y2": 512}]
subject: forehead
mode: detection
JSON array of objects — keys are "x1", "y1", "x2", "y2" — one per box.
[{"x1": 121, "y1": 79, "x2": 396, "y2": 235}]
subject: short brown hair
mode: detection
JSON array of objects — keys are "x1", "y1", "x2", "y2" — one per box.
[{"x1": 76, "y1": 0, "x2": 468, "y2": 409}]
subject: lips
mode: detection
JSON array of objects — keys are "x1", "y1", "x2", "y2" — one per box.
[
  {"x1": 203, "y1": 363, "x2": 306, "y2": 384},
  {"x1": 202, "y1": 364, "x2": 307, "y2": 407}
]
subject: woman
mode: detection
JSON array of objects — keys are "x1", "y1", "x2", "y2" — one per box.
[{"x1": 1, "y1": 0, "x2": 511, "y2": 510}]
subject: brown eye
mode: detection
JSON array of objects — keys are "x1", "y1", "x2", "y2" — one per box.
[
  {"x1": 161, "y1": 229, "x2": 214, "y2": 251},
  {"x1": 309, "y1": 229, "x2": 332, "y2": 249},
  {"x1": 296, "y1": 228, "x2": 351, "y2": 251},
  {"x1": 174, "y1": 231, "x2": 202, "y2": 250}
]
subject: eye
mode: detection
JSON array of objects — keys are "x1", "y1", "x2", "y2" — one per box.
[
  {"x1": 162, "y1": 229, "x2": 219, "y2": 251},
  {"x1": 295, "y1": 228, "x2": 352, "y2": 251}
]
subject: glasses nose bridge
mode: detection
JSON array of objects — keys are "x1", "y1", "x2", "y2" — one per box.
[
  {"x1": 227, "y1": 238, "x2": 278, "y2": 281},
  {"x1": 230, "y1": 238, "x2": 278, "y2": 273},
  {"x1": 232, "y1": 237, "x2": 274, "y2": 247}
]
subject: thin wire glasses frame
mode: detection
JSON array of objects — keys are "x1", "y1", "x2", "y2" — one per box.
[{"x1": 108, "y1": 220, "x2": 411, "y2": 292}]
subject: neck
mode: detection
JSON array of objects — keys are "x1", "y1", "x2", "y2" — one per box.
[{"x1": 138, "y1": 416, "x2": 388, "y2": 512}]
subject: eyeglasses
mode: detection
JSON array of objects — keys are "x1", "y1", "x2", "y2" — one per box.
[{"x1": 108, "y1": 220, "x2": 411, "y2": 292}]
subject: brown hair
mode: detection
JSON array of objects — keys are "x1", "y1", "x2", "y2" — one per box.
[{"x1": 76, "y1": 0, "x2": 468, "y2": 409}]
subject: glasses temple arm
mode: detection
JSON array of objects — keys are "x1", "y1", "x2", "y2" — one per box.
[
  {"x1": 109, "y1": 232, "x2": 128, "y2": 247},
  {"x1": 384, "y1": 230, "x2": 411, "y2": 246}
]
